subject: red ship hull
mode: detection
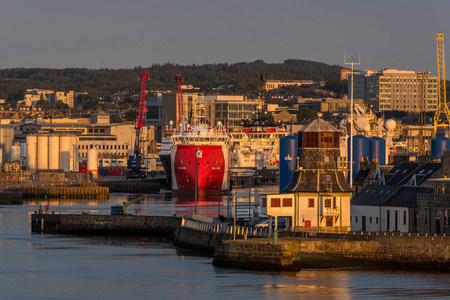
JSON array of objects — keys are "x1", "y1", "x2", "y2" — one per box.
[{"x1": 171, "y1": 144, "x2": 229, "y2": 196}]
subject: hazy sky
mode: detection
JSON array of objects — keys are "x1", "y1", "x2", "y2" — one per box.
[{"x1": 1, "y1": 0, "x2": 449, "y2": 75}]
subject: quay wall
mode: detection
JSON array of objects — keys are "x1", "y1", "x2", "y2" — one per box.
[
  {"x1": 31, "y1": 214, "x2": 182, "y2": 236},
  {"x1": 213, "y1": 234, "x2": 450, "y2": 272},
  {"x1": 98, "y1": 181, "x2": 160, "y2": 194},
  {"x1": 22, "y1": 186, "x2": 109, "y2": 200},
  {"x1": 0, "y1": 191, "x2": 23, "y2": 204},
  {"x1": 171, "y1": 227, "x2": 225, "y2": 255},
  {"x1": 213, "y1": 240, "x2": 302, "y2": 271}
]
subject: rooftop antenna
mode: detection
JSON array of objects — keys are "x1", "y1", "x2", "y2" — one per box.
[{"x1": 344, "y1": 53, "x2": 361, "y2": 189}]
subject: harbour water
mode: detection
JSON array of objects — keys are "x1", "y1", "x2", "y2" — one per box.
[{"x1": 1, "y1": 190, "x2": 450, "y2": 299}]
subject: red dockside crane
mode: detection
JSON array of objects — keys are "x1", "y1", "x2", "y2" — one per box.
[
  {"x1": 175, "y1": 74, "x2": 183, "y2": 128},
  {"x1": 126, "y1": 70, "x2": 149, "y2": 179}
]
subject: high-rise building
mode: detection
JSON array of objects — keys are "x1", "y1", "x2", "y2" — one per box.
[{"x1": 353, "y1": 69, "x2": 438, "y2": 113}]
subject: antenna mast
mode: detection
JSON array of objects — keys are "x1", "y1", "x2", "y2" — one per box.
[{"x1": 344, "y1": 54, "x2": 361, "y2": 189}]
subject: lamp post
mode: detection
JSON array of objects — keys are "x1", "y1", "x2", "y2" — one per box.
[
  {"x1": 233, "y1": 191, "x2": 236, "y2": 241},
  {"x1": 248, "y1": 175, "x2": 251, "y2": 220},
  {"x1": 194, "y1": 148, "x2": 199, "y2": 215}
]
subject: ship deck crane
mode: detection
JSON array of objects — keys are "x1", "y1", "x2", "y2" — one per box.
[
  {"x1": 126, "y1": 70, "x2": 149, "y2": 179},
  {"x1": 175, "y1": 74, "x2": 183, "y2": 129},
  {"x1": 434, "y1": 33, "x2": 450, "y2": 136}
]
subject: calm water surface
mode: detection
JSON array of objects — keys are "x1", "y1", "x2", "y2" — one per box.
[{"x1": 1, "y1": 190, "x2": 450, "y2": 299}]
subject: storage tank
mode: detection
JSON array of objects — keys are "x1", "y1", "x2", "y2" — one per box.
[
  {"x1": 37, "y1": 135, "x2": 49, "y2": 170},
  {"x1": 26, "y1": 135, "x2": 38, "y2": 170},
  {"x1": 348, "y1": 135, "x2": 369, "y2": 179},
  {"x1": 10, "y1": 143, "x2": 20, "y2": 162},
  {"x1": 279, "y1": 136, "x2": 298, "y2": 193},
  {"x1": 87, "y1": 148, "x2": 98, "y2": 178},
  {"x1": 369, "y1": 137, "x2": 386, "y2": 165},
  {"x1": 48, "y1": 135, "x2": 60, "y2": 170},
  {"x1": 431, "y1": 137, "x2": 450, "y2": 159},
  {"x1": 59, "y1": 136, "x2": 71, "y2": 172}
]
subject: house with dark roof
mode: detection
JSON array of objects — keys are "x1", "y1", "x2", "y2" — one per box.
[
  {"x1": 417, "y1": 178, "x2": 450, "y2": 234},
  {"x1": 266, "y1": 116, "x2": 352, "y2": 232},
  {"x1": 350, "y1": 160, "x2": 440, "y2": 233}
]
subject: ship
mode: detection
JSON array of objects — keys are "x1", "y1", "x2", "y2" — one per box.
[
  {"x1": 159, "y1": 121, "x2": 175, "y2": 187},
  {"x1": 229, "y1": 126, "x2": 289, "y2": 173},
  {"x1": 170, "y1": 122, "x2": 230, "y2": 195}
]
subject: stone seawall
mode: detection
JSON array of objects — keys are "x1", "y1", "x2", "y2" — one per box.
[
  {"x1": 314, "y1": 233, "x2": 450, "y2": 271},
  {"x1": 213, "y1": 240, "x2": 302, "y2": 271},
  {"x1": 213, "y1": 234, "x2": 450, "y2": 272},
  {"x1": 31, "y1": 214, "x2": 182, "y2": 236},
  {"x1": 171, "y1": 227, "x2": 225, "y2": 255}
]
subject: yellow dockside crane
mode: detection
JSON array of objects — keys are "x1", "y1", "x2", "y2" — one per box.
[{"x1": 434, "y1": 33, "x2": 450, "y2": 136}]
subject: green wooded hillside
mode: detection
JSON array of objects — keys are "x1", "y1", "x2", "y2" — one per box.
[{"x1": 0, "y1": 59, "x2": 344, "y2": 100}]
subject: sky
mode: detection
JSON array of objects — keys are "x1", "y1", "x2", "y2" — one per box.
[{"x1": 1, "y1": 0, "x2": 449, "y2": 75}]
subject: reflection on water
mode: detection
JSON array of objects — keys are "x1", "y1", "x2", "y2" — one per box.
[{"x1": 2, "y1": 190, "x2": 450, "y2": 299}]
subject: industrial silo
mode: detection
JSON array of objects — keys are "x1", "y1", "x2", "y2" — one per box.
[
  {"x1": 279, "y1": 136, "x2": 298, "y2": 193},
  {"x1": 431, "y1": 137, "x2": 450, "y2": 159},
  {"x1": 59, "y1": 136, "x2": 71, "y2": 172},
  {"x1": 348, "y1": 135, "x2": 369, "y2": 179},
  {"x1": 48, "y1": 135, "x2": 60, "y2": 170},
  {"x1": 37, "y1": 135, "x2": 49, "y2": 170},
  {"x1": 369, "y1": 137, "x2": 386, "y2": 165},
  {"x1": 10, "y1": 143, "x2": 21, "y2": 162},
  {"x1": 26, "y1": 135, "x2": 38, "y2": 170},
  {"x1": 87, "y1": 148, "x2": 98, "y2": 178}
]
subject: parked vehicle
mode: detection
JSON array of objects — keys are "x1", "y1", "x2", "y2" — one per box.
[
  {"x1": 250, "y1": 217, "x2": 269, "y2": 228},
  {"x1": 255, "y1": 217, "x2": 286, "y2": 229}
]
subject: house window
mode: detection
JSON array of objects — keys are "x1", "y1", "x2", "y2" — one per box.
[
  {"x1": 333, "y1": 197, "x2": 337, "y2": 208},
  {"x1": 355, "y1": 216, "x2": 358, "y2": 223},
  {"x1": 403, "y1": 211, "x2": 407, "y2": 225},
  {"x1": 369, "y1": 217, "x2": 372, "y2": 223},
  {"x1": 282, "y1": 198, "x2": 292, "y2": 207},
  {"x1": 326, "y1": 217, "x2": 332, "y2": 226},
  {"x1": 376, "y1": 217, "x2": 379, "y2": 224},
  {"x1": 308, "y1": 198, "x2": 314, "y2": 208},
  {"x1": 325, "y1": 198, "x2": 331, "y2": 207},
  {"x1": 271, "y1": 198, "x2": 281, "y2": 207}
]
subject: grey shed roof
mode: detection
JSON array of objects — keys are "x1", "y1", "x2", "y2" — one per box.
[
  {"x1": 298, "y1": 117, "x2": 340, "y2": 133},
  {"x1": 383, "y1": 186, "x2": 434, "y2": 208},
  {"x1": 385, "y1": 162, "x2": 419, "y2": 185},
  {"x1": 351, "y1": 185, "x2": 401, "y2": 206}
]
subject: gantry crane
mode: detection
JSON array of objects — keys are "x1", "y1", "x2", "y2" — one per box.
[
  {"x1": 434, "y1": 33, "x2": 450, "y2": 136},
  {"x1": 126, "y1": 70, "x2": 149, "y2": 179},
  {"x1": 175, "y1": 74, "x2": 183, "y2": 129}
]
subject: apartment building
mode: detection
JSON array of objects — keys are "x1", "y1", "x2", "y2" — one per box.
[{"x1": 353, "y1": 69, "x2": 438, "y2": 113}]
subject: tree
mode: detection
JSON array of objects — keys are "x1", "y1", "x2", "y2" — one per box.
[
  {"x1": 56, "y1": 100, "x2": 69, "y2": 110},
  {"x1": 296, "y1": 107, "x2": 317, "y2": 121},
  {"x1": 36, "y1": 100, "x2": 50, "y2": 109},
  {"x1": 125, "y1": 110, "x2": 138, "y2": 122}
]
